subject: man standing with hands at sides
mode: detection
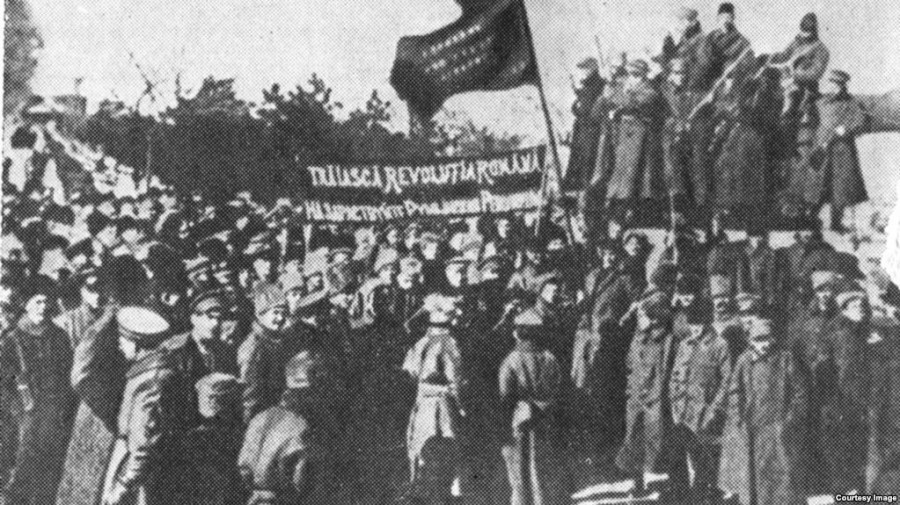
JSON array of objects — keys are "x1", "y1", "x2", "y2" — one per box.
[{"x1": 101, "y1": 306, "x2": 178, "y2": 505}]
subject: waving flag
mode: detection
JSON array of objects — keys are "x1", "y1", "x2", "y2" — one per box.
[{"x1": 390, "y1": 0, "x2": 537, "y2": 118}]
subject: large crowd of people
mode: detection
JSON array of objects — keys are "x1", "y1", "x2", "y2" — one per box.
[{"x1": 1, "y1": 3, "x2": 899, "y2": 505}]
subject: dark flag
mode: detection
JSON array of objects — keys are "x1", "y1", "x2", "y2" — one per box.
[{"x1": 390, "y1": 0, "x2": 538, "y2": 119}]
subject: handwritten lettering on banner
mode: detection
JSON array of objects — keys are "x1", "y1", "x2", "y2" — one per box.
[{"x1": 300, "y1": 146, "x2": 546, "y2": 222}]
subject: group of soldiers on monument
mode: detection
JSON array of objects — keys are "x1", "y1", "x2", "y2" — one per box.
[
  {"x1": 569, "y1": 2, "x2": 869, "y2": 236},
  {"x1": 1, "y1": 3, "x2": 899, "y2": 505}
]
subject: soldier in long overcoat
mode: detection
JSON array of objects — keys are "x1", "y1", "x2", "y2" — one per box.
[
  {"x1": 615, "y1": 289, "x2": 678, "y2": 479},
  {"x1": 714, "y1": 316, "x2": 809, "y2": 505},
  {"x1": 571, "y1": 240, "x2": 640, "y2": 453},
  {"x1": 601, "y1": 59, "x2": 668, "y2": 205},
  {"x1": 499, "y1": 307, "x2": 566, "y2": 505},
  {"x1": 668, "y1": 303, "x2": 731, "y2": 491},
  {"x1": 564, "y1": 58, "x2": 607, "y2": 191},
  {"x1": 811, "y1": 70, "x2": 870, "y2": 232},
  {"x1": 100, "y1": 307, "x2": 182, "y2": 505},
  {"x1": 712, "y1": 66, "x2": 783, "y2": 220}
]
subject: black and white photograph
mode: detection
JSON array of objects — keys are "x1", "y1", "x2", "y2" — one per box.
[{"x1": 2, "y1": 1, "x2": 900, "y2": 504}]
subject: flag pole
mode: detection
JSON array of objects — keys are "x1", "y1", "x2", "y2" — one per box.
[{"x1": 520, "y1": 0, "x2": 575, "y2": 242}]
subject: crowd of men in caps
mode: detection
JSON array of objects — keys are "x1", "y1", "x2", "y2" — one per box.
[{"x1": 2, "y1": 3, "x2": 900, "y2": 505}]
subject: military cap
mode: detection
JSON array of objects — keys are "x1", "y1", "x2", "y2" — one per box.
[
  {"x1": 810, "y1": 271, "x2": 841, "y2": 292},
  {"x1": 195, "y1": 373, "x2": 240, "y2": 417},
  {"x1": 718, "y1": 2, "x2": 735, "y2": 15},
  {"x1": 674, "y1": 7, "x2": 698, "y2": 22},
  {"x1": 116, "y1": 215, "x2": 141, "y2": 234},
  {"x1": 285, "y1": 351, "x2": 318, "y2": 389},
  {"x1": 328, "y1": 247, "x2": 354, "y2": 266},
  {"x1": 117, "y1": 306, "x2": 170, "y2": 345},
  {"x1": 253, "y1": 282, "x2": 287, "y2": 317},
  {"x1": 445, "y1": 255, "x2": 470, "y2": 268},
  {"x1": 243, "y1": 230, "x2": 278, "y2": 259},
  {"x1": 190, "y1": 287, "x2": 227, "y2": 314},
  {"x1": 374, "y1": 248, "x2": 400, "y2": 273},
  {"x1": 829, "y1": 69, "x2": 851, "y2": 84},
  {"x1": 514, "y1": 307, "x2": 543, "y2": 327},
  {"x1": 65, "y1": 238, "x2": 94, "y2": 261},
  {"x1": 834, "y1": 280, "x2": 868, "y2": 309},
  {"x1": 638, "y1": 290, "x2": 673, "y2": 321},
  {"x1": 419, "y1": 231, "x2": 442, "y2": 244},
  {"x1": 477, "y1": 253, "x2": 505, "y2": 273},
  {"x1": 197, "y1": 236, "x2": 230, "y2": 263}
]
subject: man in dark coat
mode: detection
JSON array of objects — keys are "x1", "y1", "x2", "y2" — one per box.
[
  {"x1": 733, "y1": 226, "x2": 785, "y2": 314},
  {"x1": 239, "y1": 351, "x2": 340, "y2": 505},
  {"x1": 668, "y1": 302, "x2": 731, "y2": 493},
  {"x1": 867, "y1": 309, "x2": 900, "y2": 493},
  {"x1": 812, "y1": 284, "x2": 872, "y2": 494},
  {"x1": 712, "y1": 66, "x2": 783, "y2": 220},
  {"x1": 616, "y1": 289, "x2": 677, "y2": 481},
  {"x1": 813, "y1": 70, "x2": 870, "y2": 232},
  {"x1": 601, "y1": 59, "x2": 669, "y2": 205},
  {"x1": 100, "y1": 306, "x2": 181, "y2": 505},
  {"x1": 178, "y1": 373, "x2": 245, "y2": 505},
  {"x1": 1, "y1": 279, "x2": 76, "y2": 505},
  {"x1": 164, "y1": 289, "x2": 239, "y2": 425},
  {"x1": 499, "y1": 307, "x2": 567, "y2": 505},
  {"x1": 564, "y1": 58, "x2": 607, "y2": 191},
  {"x1": 662, "y1": 57, "x2": 716, "y2": 212},
  {"x1": 714, "y1": 315, "x2": 808, "y2": 505},
  {"x1": 237, "y1": 282, "x2": 303, "y2": 423},
  {"x1": 702, "y1": 3, "x2": 754, "y2": 88},
  {"x1": 54, "y1": 270, "x2": 106, "y2": 349},
  {"x1": 660, "y1": 7, "x2": 708, "y2": 91}
]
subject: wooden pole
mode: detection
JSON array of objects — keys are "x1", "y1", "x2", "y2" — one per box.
[{"x1": 520, "y1": 0, "x2": 576, "y2": 242}]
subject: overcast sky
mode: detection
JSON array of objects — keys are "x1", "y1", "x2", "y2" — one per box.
[{"x1": 30, "y1": 0, "x2": 900, "y2": 135}]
